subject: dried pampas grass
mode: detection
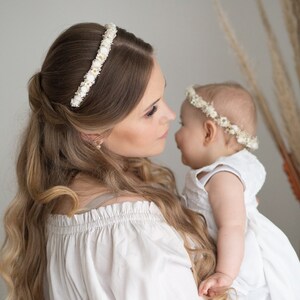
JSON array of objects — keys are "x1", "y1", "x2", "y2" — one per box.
[
  {"x1": 281, "y1": 0, "x2": 300, "y2": 83},
  {"x1": 213, "y1": 0, "x2": 300, "y2": 201}
]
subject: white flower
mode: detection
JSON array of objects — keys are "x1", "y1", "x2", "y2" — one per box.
[
  {"x1": 92, "y1": 59, "x2": 102, "y2": 69},
  {"x1": 230, "y1": 125, "x2": 240, "y2": 133},
  {"x1": 186, "y1": 86, "x2": 195, "y2": 97},
  {"x1": 189, "y1": 99, "x2": 198, "y2": 108},
  {"x1": 227, "y1": 128, "x2": 235, "y2": 135},
  {"x1": 204, "y1": 106, "x2": 216, "y2": 118},
  {"x1": 248, "y1": 139, "x2": 259, "y2": 150},
  {"x1": 86, "y1": 72, "x2": 96, "y2": 83},
  {"x1": 218, "y1": 117, "x2": 229, "y2": 127}
]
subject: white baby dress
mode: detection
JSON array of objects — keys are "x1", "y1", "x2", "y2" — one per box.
[
  {"x1": 182, "y1": 149, "x2": 300, "y2": 300},
  {"x1": 45, "y1": 201, "x2": 203, "y2": 300}
]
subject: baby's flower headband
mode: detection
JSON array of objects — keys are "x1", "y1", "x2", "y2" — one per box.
[
  {"x1": 70, "y1": 23, "x2": 118, "y2": 108},
  {"x1": 186, "y1": 86, "x2": 258, "y2": 151}
]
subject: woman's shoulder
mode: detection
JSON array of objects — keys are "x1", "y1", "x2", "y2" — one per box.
[
  {"x1": 47, "y1": 200, "x2": 164, "y2": 231},
  {"x1": 46, "y1": 202, "x2": 199, "y2": 300},
  {"x1": 47, "y1": 200, "x2": 192, "y2": 268}
]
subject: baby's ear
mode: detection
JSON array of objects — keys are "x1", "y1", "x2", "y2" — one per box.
[{"x1": 203, "y1": 120, "x2": 218, "y2": 145}]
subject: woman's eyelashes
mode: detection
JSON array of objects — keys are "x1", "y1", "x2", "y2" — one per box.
[{"x1": 145, "y1": 105, "x2": 158, "y2": 117}]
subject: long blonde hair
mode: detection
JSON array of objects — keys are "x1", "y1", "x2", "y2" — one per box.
[{"x1": 0, "y1": 23, "x2": 226, "y2": 300}]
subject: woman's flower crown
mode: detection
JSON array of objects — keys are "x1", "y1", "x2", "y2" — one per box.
[
  {"x1": 186, "y1": 86, "x2": 258, "y2": 150},
  {"x1": 70, "y1": 23, "x2": 118, "y2": 108}
]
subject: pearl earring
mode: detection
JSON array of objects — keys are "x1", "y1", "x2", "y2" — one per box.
[{"x1": 94, "y1": 137, "x2": 103, "y2": 150}]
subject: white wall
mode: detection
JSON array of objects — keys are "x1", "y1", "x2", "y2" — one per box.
[{"x1": 0, "y1": 0, "x2": 299, "y2": 297}]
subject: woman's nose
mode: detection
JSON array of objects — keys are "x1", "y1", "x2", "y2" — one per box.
[
  {"x1": 160, "y1": 101, "x2": 176, "y2": 124},
  {"x1": 165, "y1": 103, "x2": 176, "y2": 121},
  {"x1": 169, "y1": 108, "x2": 176, "y2": 121}
]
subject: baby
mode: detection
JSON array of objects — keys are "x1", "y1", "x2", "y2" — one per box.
[{"x1": 175, "y1": 82, "x2": 300, "y2": 300}]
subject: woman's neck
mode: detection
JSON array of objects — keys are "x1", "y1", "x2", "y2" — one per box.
[
  {"x1": 52, "y1": 172, "x2": 144, "y2": 214},
  {"x1": 52, "y1": 173, "x2": 109, "y2": 214}
]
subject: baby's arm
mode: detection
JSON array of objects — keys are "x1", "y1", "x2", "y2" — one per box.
[{"x1": 199, "y1": 171, "x2": 246, "y2": 297}]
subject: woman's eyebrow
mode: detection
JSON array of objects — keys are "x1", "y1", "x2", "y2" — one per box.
[
  {"x1": 142, "y1": 79, "x2": 166, "y2": 112},
  {"x1": 143, "y1": 99, "x2": 160, "y2": 112}
]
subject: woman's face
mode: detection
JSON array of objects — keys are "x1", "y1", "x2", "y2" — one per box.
[{"x1": 104, "y1": 59, "x2": 176, "y2": 157}]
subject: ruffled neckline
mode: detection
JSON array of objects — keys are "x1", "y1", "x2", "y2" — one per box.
[{"x1": 47, "y1": 200, "x2": 164, "y2": 233}]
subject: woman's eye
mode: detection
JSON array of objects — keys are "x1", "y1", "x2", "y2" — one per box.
[
  {"x1": 179, "y1": 121, "x2": 184, "y2": 126},
  {"x1": 145, "y1": 105, "x2": 158, "y2": 117}
]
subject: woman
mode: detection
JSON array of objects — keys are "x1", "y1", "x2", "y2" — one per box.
[{"x1": 0, "y1": 22, "x2": 225, "y2": 300}]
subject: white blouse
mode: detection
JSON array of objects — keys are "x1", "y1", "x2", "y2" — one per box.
[{"x1": 45, "y1": 201, "x2": 203, "y2": 300}]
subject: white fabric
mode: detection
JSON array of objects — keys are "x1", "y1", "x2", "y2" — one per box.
[
  {"x1": 45, "y1": 201, "x2": 203, "y2": 300},
  {"x1": 182, "y1": 149, "x2": 300, "y2": 300}
]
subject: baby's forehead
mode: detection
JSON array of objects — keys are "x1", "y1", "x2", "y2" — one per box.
[
  {"x1": 181, "y1": 99, "x2": 194, "y2": 112},
  {"x1": 181, "y1": 99, "x2": 201, "y2": 118}
]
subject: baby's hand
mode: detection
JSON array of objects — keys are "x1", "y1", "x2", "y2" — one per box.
[{"x1": 198, "y1": 272, "x2": 233, "y2": 297}]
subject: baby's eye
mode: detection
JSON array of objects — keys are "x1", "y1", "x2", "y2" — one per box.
[{"x1": 145, "y1": 105, "x2": 158, "y2": 117}]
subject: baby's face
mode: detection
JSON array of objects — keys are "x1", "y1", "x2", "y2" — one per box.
[{"x1": 175, "y1": 101, "x2": 210, "y2": 169}]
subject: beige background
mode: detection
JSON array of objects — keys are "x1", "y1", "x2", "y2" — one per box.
[{"x1": 0, "y1": 0, "x2": 299, "y2": 298}]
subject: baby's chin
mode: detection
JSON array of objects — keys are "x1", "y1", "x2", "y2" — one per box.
[
  {"x1": 182, "y1": 157, "x2": 205, "y2": 170},
  {"x1": 181, "y1": 156, "x2": 191, "y2": 168}
]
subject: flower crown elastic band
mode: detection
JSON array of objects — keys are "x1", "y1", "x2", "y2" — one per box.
[
  {"x1": 70, "y1": 23, "x2": 118, "y2": 108},
  {"x1": 186, "y1": 86, "x2": 259, "y2": 150}
]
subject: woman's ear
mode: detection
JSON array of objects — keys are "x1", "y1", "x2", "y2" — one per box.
[
  {"x1": 80, "y1": 128, "x2": 111, "y2": 148},
  {"x1": 80, "y1": 132, "x2": 99, "y2": 142},
  {"x1": 80, "y1": 133, "x2": 104, "y2": 148},
  {"x1": 203, "y1": 120, "x2": 218, "y2": 145}
]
